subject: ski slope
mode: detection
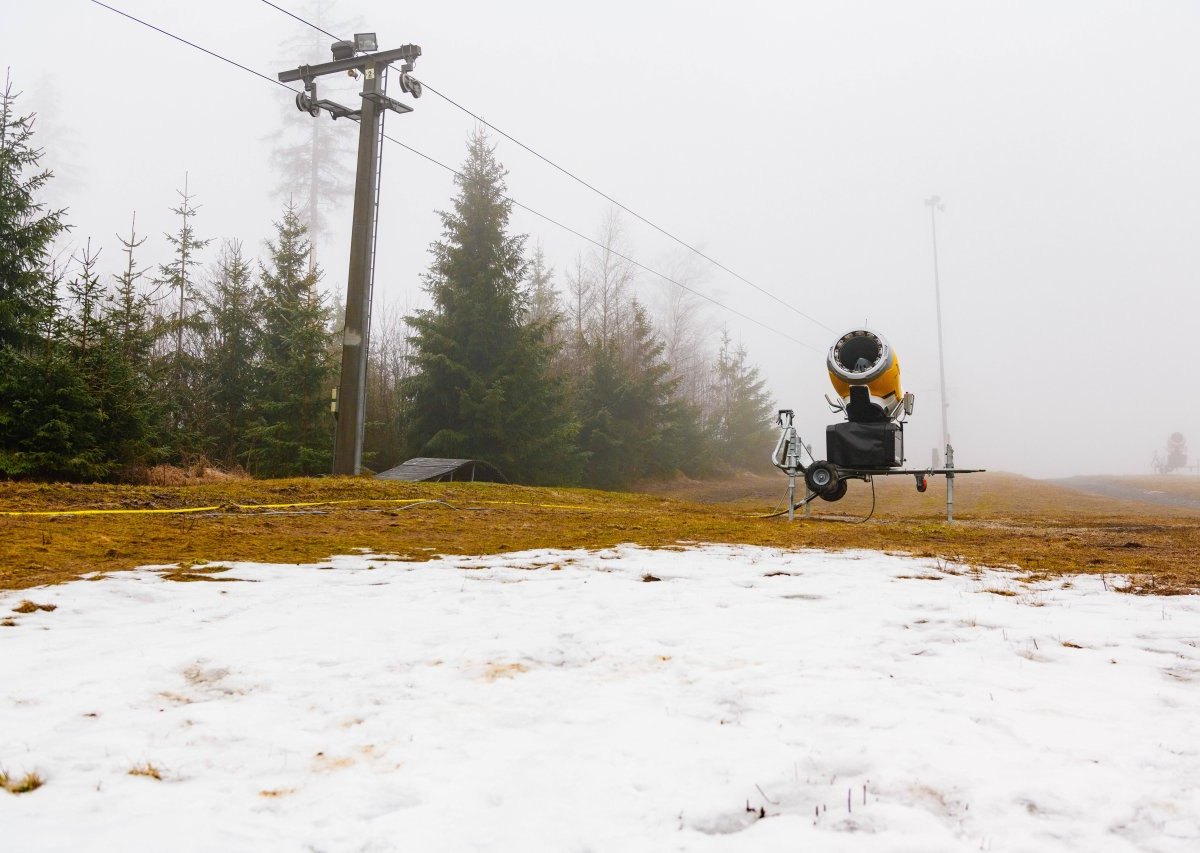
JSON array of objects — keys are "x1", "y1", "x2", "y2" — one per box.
[{"x1": 2, "y1": 545, "x2": 1197, "y2": 851}]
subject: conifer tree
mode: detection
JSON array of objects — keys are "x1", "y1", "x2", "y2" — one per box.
[
  {"x1": 154, "y1": 176, "x2": 211, "y2": 455},
  {"x1": 103, "y1": 214, "x2": 164, "y2": 467},
  {"x1": 246, "y1": 204, "x2": 334, "y2": 476},
  {"x1": 109, "y1": 214, "x2": 154, "y2": 365},
  {"x1": 65, "y1": 241, "x2": 159, "y2": 476},
  {"x1": 200, "y1": 241, "x2": 261, "y2": 467},
  {"x1": 576, "y1": 302, "x2": 680, "y2": 489},
  {"x1": 272, "y1": 0, "x2": 356, "y2": 270},
  {"x1": 405, "y1": 130, "x2": 579, "y2": 484},
  {"x1": 0, "y1": 72, "x2": 67, "y2": 352},
  {"x1": 708, "y1": 330, "x2": 775, "y2": 471},
  {"x1": 64, "y1": 239, "x2": 103, "y2": 356},
  {"x1": 3, "y1": 238, "x2": 152, "y2": 481},
  {"x1": 0, "y1": 73, "x2": 78, "y2": 479},
  {"x1": 526, "y1": 244, "x2": 562, "y2": 333}
]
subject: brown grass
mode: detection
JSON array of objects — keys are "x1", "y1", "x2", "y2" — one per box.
[
  {"x1": 0, "y1": 769, "x2": 45, "y2": 794},
  {"x1": 0, "y1": 472, "x2": 1196, "y2": 594},
  {"x1": 11, "y1": 599, "x2": 56, "y2": 613},
  {"x1": 143, "y1": 462, "x2": 249, "y2": 487},
  {"x1": 484, "y1": 662, "x2": 529, "y2": 681},
  {"x1": 127, "y1": 762, "x2": 163, "y2": 780}
]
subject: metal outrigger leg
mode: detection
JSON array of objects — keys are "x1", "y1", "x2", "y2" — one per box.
[
  {"x1": 945, "y1": 442, "x2": 955, "y2": 523},
  {"x1": 771, "y1": 410, "x2": 813, "y2": 521}
]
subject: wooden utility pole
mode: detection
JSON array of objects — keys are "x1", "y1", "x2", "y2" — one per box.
[{"x1": 278, "y1": 38, "x2": 421, "y2": 475}]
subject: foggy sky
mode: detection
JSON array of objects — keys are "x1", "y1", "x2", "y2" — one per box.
[{"x1": 5, "y1": 0, "x2": 1199, "y2": 478}]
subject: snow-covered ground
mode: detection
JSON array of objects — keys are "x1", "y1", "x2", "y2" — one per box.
[{"x1": 2, "y1": 544, "x2": 1198, "y2": 852}]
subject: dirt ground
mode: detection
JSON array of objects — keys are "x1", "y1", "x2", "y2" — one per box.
[{"x1": 1, "y1": 472, "x2": 1197, "y2": 594}]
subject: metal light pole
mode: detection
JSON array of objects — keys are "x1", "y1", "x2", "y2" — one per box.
[{"x1": 924, "y1": 195, "x2": 954, "y2": 521}]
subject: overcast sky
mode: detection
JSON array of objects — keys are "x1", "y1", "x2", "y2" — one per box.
[{"x1": 5, "y1": 0, "x2": 1199, "y2": 478}]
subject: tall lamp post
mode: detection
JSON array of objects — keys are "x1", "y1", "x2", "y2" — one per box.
[{"x1": 924, "y1": 195, "x2": 949, "y2": 462}]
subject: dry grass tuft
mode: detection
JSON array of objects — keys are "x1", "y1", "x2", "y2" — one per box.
[
  {"x1": 11, "y1": 599, "x2": 56, "y2": 613},
  {"x1": 128, "y1": 761, "x2": 163, "y2": 780},
  {"x1": 142, "y1": 459, "x2": 250, "y2": 487},
  {"x1": 259, "y1": 787, "x2": 296, "y2": 798},
  {"x1": 156, "y1": 564, "x2": 248, "y2": 584},
  {"x1": 1, "y1": 768, "x2": 45, "y2": 794},
  {"x1": 484, "y1": 662, "x2": 529, "y2": 681}
]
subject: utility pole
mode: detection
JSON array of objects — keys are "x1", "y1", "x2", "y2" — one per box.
[{"x1": 279, "y1": 36, "x2": 422, "y2": 475}]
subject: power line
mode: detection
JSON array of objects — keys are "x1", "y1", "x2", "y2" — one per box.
[
  {"x1": 87, "y1": 0, "x2": 815, "y2": 347},
  {"x1": 382, "y1": 132, "x2": 815, "y2": 347},
  {"x1": 88, "y1": 1, "x2": 290, "y2": 90},
  {"x1": 418, "y1": 81, "x2": 832, "y2": 334},
  {"x1": 258, "y1": 0, "x2": 339, "y2": 41},
  {"x1": 256, "y1": 0, "x2": 834, "y2": 334}
]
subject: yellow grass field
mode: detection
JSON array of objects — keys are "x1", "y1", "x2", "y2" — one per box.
[{"x1": 1, "y1": 472, "x2": 1197, "y2": 594}]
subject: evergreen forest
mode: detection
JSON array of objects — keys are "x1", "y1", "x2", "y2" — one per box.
[{"x1": 0, "y1": 76, "x2": 775, "y2": 488}]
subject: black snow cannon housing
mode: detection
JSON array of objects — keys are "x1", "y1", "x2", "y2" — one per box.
[{"x1": 826, "y1": 416, "x2": 904, "y2": 468}]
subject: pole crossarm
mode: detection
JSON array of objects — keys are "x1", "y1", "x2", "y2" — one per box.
[{"x1": 277, "y1": 45, "x2": 422, "y2": 83}]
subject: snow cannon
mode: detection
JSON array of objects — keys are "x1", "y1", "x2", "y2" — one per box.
[
  {"x1": 771, "y1": 328, "x2": 983, "y2": 521},
  {"x1": 826, "y1": 328, "x2": 906, "y2": 422}
]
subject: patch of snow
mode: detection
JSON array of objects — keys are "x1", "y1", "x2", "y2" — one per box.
[{"x1": 2, "y1": 545, "x2": 1198, "y2": 851}]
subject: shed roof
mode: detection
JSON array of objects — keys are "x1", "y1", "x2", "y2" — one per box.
[{"x1": 374, "y1": 457, "x2": 508, "y2": 483}]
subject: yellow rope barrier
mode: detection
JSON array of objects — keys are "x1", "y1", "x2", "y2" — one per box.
[{"x1": 0, "y1": 496, "x2": 595, "y2": 518}]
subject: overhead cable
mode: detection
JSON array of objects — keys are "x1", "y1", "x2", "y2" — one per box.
[
  {"x1": 88, "y1": 0, "x2": 816, "y2": 347},
  {"x1": 256, "y1": 0, "x2": 833, "y2": 333}
]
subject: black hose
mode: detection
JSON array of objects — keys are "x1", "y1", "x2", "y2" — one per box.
[{"x1": 760, "y1": 477, "x2": 877, "y2": 523}]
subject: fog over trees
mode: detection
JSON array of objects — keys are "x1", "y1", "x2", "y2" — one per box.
[
  {"x1": 0, "y1": 79, "x2": 773, "y2": 485},
  {"x1": 6, "y1": 0, "x2": 1199, "y2": 479}
]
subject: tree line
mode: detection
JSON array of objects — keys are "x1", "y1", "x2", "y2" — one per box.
[{"x1": 1, "y1": 77, "x2": 775, "y2": 488}]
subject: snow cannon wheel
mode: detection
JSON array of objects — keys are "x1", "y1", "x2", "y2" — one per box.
[
  {"x1": 819, "y1": 479, "x2": 848, "y2": 502},
  {"x1": 805, "y1": 461, "x2": 839, "y2": 496}
]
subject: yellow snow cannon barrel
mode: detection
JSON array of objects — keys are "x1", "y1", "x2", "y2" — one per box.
[{"x1": 827, "y1": 328, "x2": 905, "y2": 421}]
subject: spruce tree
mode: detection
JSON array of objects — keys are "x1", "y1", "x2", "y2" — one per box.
[
  {"x1": 246, "y1": 204, "x2": 334, "y2": 476},
  {"x1": 64, "y1": 239, "x2": 103, "y2": 357},
  {"x1": 109, "y1": 214, "x2": 154, "y2": 366},
  {"x1": 12, "y1": 244, "x2": 109, "y2": 480},
  {"x1": 65, "y1": 241, "x2": 158, "y2": 476},
  {"x1": 405, "y1": 130, "x2": 578, "y2": 484},
  {"x1": 576, "y1": 302, "x2": 679, "y2": 489},
  {"x1": 708, "y1": 331, "x2": 775, "y2": 471},
  {"x1": 154, "y1": 176, "x2": 211, "y2": 456},
  {"x1": 199, "y1": 240, "x2": 261, "y2": 467},
  {"x1": 271, "y1": 0, "x2": 356, "y2": 269},
  {"x1": 0, "y1": 73, "x2": 77, "y2": 479},
  {"x1": 103, "y1": 215, "x2": 164, "y2": 468},
  {"x1": 3, "y1": 239, "x2": 153, "y2": 481},
  {"x1": 0, "y1": 72, "x2": 67, "y2": 352}
]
